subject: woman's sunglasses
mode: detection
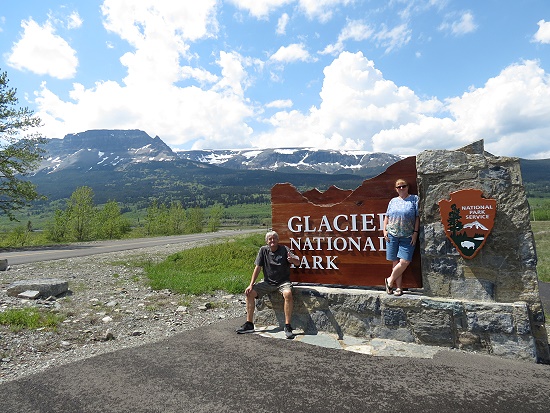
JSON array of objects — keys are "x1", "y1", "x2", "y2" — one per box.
[{"x1": 396, "y1": 184, "x2": 408, "y2": 189}]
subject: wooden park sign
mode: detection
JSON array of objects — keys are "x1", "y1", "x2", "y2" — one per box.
[
  {"x1": 271, "y1": 156, "x2": 422, "y2": 288},
  {"x1": 438, "y1": 189, "x2": 496, "y2": 259}
]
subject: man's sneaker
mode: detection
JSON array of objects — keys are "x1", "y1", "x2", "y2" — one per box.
[
  {"x1": 284, "y1": 324, "x2": 294, "y2": 339},
  {"x1": 236, "y1": 321, "x2": 255, "y2": 334}
]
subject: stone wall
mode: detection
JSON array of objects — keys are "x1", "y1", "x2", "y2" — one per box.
[
  {"x1": 255, "y1": 286, "x2": 540, "y2": 362},
  {"x1": 417, "y1": 140, "x2": 548, "y2": 362},
  {"x1": 256, "y1": 140, "x2": 549, "y2": 363}
]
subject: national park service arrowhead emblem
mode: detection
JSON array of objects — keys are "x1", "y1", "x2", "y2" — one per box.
[{"x1": 438, "y1": 189, "x2": 496, "y2": 259}]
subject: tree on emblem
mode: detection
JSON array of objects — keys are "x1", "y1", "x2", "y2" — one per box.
[{"x1": 447, "y1": 203, "x2": 463, "y2": 236}]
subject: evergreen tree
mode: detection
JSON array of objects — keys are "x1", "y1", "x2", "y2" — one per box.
[
  {"x1": 0, "y1": 70, "x2": 46, "y2": 219},
  {"x1": 447, "y1": 203, "x2": 463, "y2": 237}
]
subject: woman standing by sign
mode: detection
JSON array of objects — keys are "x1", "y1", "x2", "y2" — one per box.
[{"x1": 383, "y1": 179, "x2": 420, "y2": 296}]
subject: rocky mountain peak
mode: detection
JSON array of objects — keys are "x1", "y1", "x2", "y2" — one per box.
[{"x1": 36, "y1": 129, "x2": 177, "y2": 174}]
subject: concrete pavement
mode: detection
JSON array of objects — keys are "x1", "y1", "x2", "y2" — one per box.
[
  {"x1": 1, "y1": 317, "x2": 549, "y2": 413},
  {"x1": 255, "y1": 325, "x2": 443, "y2": 358}
]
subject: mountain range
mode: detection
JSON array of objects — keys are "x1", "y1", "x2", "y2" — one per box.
[
  {"x1": 27, "y1": 129, "x2": 548, "y2": 206},
  {"x1": 35, "y1": 129, "x2": 400, "y2": 176}
]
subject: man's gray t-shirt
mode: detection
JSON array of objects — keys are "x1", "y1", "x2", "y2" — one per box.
[{"x1": 255, "y1": 245, "x2": 291, "y2": 286}]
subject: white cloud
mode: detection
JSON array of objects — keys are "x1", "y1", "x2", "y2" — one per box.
[
  {"x1": 373, "y1": 60, "x2": 550, "y2": 159},
  {"x1": 298, "y1": 0, "x2": 355, "y2": 23},
  {"x1": 6, "y1": 18, "x2": 78, "y2": 79},
  {"x1": 276, "y1": 13, "x2": 290, "y2": 35},
  {"x1": 181, "y1": 66, "x2": 219, "y2": 85},
  {"x1": 439, "y1": 11, "x2": 477, "y2": 36},
  {"x1": 320, "y1": 18, "x2": 413, "y2": 56},
  {"x1": 101, "y1": 0, "x2": 219, "y2": 45},
  {"x1": 445, "y1": 60, "x2": 550, "y2": 158},
  {"x1": 533, "y1": 19, "x2": 550, "y2": 44},
  {"x1": 270, "y1": 43, "x2": 313, "y2": 63},
  {"x1": 373, "y1": 23, "x2": 412, "y2": 53},
  {"x1": 252, "y1": 53, "x2": 550, "y2": 159},
  {"x1": 67, "y1": 11, "x2": 83, "y2": 29},
  {"x1": 228, "y1": 0, "x2": 293, "y2": 19},
  {"x1": 266, "y1": 99, "x2": 293, "y2": 108},
  {"x1": 228, "y1": 0, "x2": 354, "y2": 23},
  {"x1": 99, "y1": 1, "x2": 220, "y2": 86},
  {"x1": 213, "y1": 51, "x2": 249, "y2": 96},
  {"x1": 35, "y1": 59, "x2": 255, "y2": 150},
  {"x1": 253, "y1": 51, "x2": 442, "y2": 150},
  {"x1": 320, "y1": 19, "x2": 374, "y2": 55},
  {"x1": 33, "y1": 1, "x2": 257, "y2": 150}
]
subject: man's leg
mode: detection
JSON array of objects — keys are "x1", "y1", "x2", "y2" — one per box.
[
  {"x1": 281, "y1": 287, "x2": 294, "y2": 339},
  {"x1": 246, "y1": 289, "x2": 258, "y2": 323},
  {"x1": 236, "y1": 288, "x2": 258, "y2": 333},
  {"x1": 282, "y1": 289, "x2": 293, "y2": 325}
]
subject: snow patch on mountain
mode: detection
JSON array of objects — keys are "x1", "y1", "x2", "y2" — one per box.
[
  {"x1": 175, "y1": 147, "x2": 402, "y2": 175},
  {"x1": 463, "y1": 221, "x2": 488, "y2": 230}
]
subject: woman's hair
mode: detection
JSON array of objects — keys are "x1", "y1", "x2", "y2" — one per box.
[
  {"x1": 395, "y1": 178, "x2": 408, "y2": 186},
  {"x1": 265, "y1": 230, "x2": 279, "y2": 242}
]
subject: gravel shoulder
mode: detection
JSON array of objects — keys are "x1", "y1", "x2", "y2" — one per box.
[{"x1": 0, "y1": 240, "x2": 247, "y2": 384}]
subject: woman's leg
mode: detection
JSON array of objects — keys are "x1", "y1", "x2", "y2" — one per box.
[{"x1": 389, "y1": 258, "x2": 410, "y2": 289}]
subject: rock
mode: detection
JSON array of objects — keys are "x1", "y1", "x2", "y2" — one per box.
[
  {"x1": 198, "y1": 304, "x2": 211, "y2": 311},
  {"x1": 103, "y1": 330, "x2": 115, "y2": 341},
  {"x1": 7, "y1": 279, "x2": 68, "y2": 298},
  {"x1": 0, "y1": 259, "x2": 9, "y2": 271},
  {"x1": 17, "y1": 290, "x2": 41, "y2": 299}
]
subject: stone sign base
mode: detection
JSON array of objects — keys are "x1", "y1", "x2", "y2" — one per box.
[{"x1": 254, "y1": 286, "x2": 549, "y2": 363}]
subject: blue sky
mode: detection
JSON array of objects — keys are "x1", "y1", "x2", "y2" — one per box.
[{"x1": 1, "y1": 0, "x2": 550, "y2": 159}]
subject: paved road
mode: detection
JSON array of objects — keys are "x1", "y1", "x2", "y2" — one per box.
[
  {"x1": 0, "y1": 230, "x2": 262, "y2": 265},
  {"x1": 1, "y1": 318, "x2": 549, "y2": 413}
]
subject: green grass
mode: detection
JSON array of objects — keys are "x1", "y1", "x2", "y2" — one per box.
[
  {"x1": 222, "y1": 203, "x2": 271, "y2": 228},
  {"x1": 0, "y1": 307, "x2": 64, "y2": 332},
  {"x1": 143, "y1": 233, "x2": 265, "y2": 295},
  {"x1": 533, "y1": 221, "x2": 550, "y2": 283},
  {"x1": 529, "y1": 198, "x2": 550, "y2": 221},
  {"x1": 142, "y1": 222, "x2": 550, "y2": 297}
]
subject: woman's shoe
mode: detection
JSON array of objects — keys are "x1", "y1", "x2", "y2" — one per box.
[
  {"x1": 385, "y1": 278, "x2": 392, "y2": 294},
  {"x1": 393, "y1": 288, "x2": 403, "y2": 296}
]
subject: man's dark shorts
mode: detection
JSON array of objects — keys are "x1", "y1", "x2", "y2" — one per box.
[{"x1": 253, "y1": 281, "x2": 292, "y2": 298}]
